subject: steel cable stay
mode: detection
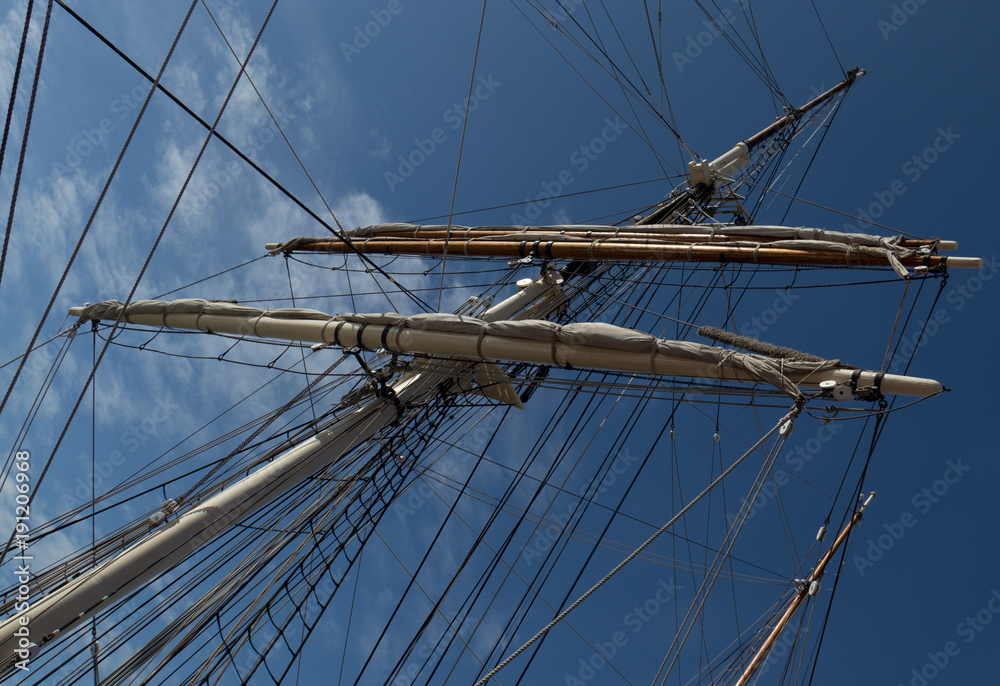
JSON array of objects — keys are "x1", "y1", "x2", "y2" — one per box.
[
  {"x1": 452, "y1": 404, "x2": 672, "y2": 683},
  {"x1": 468, "y1": 374, "x2": 647, "y2": 679},
  {"x1": 0, "y1": 4, "x2": 969, "y2": 684},
  {"x1": 579, "y1": 0, "x2": 675, "y2": 179},
  {"x1": 690, "y1": 0, "x2": 788, "y2": 109},
  {"x1": 473, "y1": 405, "x2": 799, "y2": 686},
  {"x1": 390, "y1": 480, "x2": 636, "y2": 686},
  {"x1": 11, "y1": 348, "x2": 353, "y2": 551},
  {"x1": 401, "y1": 175, "x2": 678, "y2": 225},
  {"x1": 735, "y1": 1, "x2": 790, "y2": 113},
  {"x1": 50, "y1": 0, "x2": 435, "y2": 316},
  {"x1": 0, "y1": 0, "x2": 203, "y2": 570},
  {"x1": 200, "y1": 0, "x2": 431, "y2": 316},
  {"x1": 810, "y1": 0, "x2": 847, "y2": 77},
  {"x1": 757, "y1": 99, "x2": 847, "y2": 221},
  {"x1": 522, "y1": 0, "x2": 683, "y2": 144},
  {"x1": 511, "y1": 374, "x2": 711, "y2": 682},
  {"x1": 409, "y1": 465, "x2": 789, "y2": 585},
  {"x1": 0, "y1": 322, "x2": 76, "y2": 507},
  {"x1": 510, "y1": 0, "x2": 686, "y2": 174},
  {"x1": 369, "y1": 526, "x2": 495, "y2": 685},
  {"x1": 775, "y1": 91, "x2": 849, "y2": 226},
  {"x1": 347, "y1": 398, "x2": 531, "y2": 685},
  {"x1": 0, "y1": 0, "x2": 50, "y2": 292}
]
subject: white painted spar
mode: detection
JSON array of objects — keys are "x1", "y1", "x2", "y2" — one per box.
[
  {"x1": 67, "y1": 303, "x2": 943, "y2": 397},
  {"x1": 0, "y1": 375, "x2": 428, "y2": 665}
]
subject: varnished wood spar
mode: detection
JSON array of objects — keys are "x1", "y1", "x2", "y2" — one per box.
[
  {"x1": 745, "y1": 67, "x2": 864, "y2": 150},
  {"x1": 268, "y1": 237, "x2": 978, "y2": 269},
  {"x1": 733, "y1": 492, "x2": 877, "y2": 686},
  {"x1": 328, "y1": 228, "x2": 952, "y2": 250}
]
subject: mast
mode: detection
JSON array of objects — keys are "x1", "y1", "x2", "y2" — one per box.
[
  {"x1": 260, "y1": 68, "x2": 979, "y2": 277},
  {"x1": 688, "y1": 68, "x2": 865, "y2": 188},
  {"x1": 744, "y1": 68, "x2": 864, "y2": 152},
  {"x1": 1, "y1": 2, "x2": 981, "y2": 681},
  {"x1": 734, "y1": 492, "x2": 877, "y2": 685}
]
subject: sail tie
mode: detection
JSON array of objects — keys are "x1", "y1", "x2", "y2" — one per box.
[{"x1": 476, "y1": 326, "x2": 487, "y2": 360}]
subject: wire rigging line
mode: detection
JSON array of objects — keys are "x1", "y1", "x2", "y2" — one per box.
[
  {"x1": 772, "y1": 90, "x2": 847, "y2": 225},
  {"x1": 695, "y1": 0, "x2": 787, "y2": 111},
  {"x1": 205, "y1": 0, "x2": 431, "y2": 315},
  {"x1": 0, "y1": 0, "x2": 34, "y2": 179},
  {"x1": 880, "y1": 278, "x2": 910, "y2": 374},
  {"x1": 540, "y1": 0, "x2": 683, "y2": 142},
  {"x1": 0, "y1": 0, "x2": 201, "y2": 568},
  {"x1": 404, "y1": 176, "x2": 675, "y2": 224},
  {"x1": 49, "y1": 0, "x2": 432, "y2": 314},
  {"x1": 199, "y1": 0, "x2": 345, "y2": 233},
  {"x1": 473, "y1": 403, "x2": 801, "y2": 686},
  {"x1": 0, "y1": 0, "x2": 48, "y2": 291},
  {"x1": 810, "y1": 0, "x2": 846, "y2": 76},
  {"x1": 582, "y1": 1, "x2": 671, "y2": 178},
  {"x1": 510, "y1": 0, "x2": 683, "y2": 173},
  {"x1": 153, "y1": 254, "x2": 268, "y2": 299},
  {"x1": 438, "y1": 0, "x2": 489, "y2": 312}
]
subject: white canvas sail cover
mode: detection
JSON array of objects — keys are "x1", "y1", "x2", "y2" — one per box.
[
  {"x1": 70, "y1": 299, "x2": 907, "y2": 401},
  {"x1": 328, "y1": 223, "x2": 932, "y2": 278}
]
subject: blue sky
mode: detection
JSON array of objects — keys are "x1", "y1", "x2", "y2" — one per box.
[{"x1": 0, "y1": 0, "x2": 998, "y2": 684}]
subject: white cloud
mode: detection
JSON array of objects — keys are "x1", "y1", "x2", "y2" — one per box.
[{"x1": 368, "y1": 127, "x2": 392, "y2": 161}]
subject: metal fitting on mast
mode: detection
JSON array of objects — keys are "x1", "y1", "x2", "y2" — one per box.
[{"x1": 687, "y1": 67, "x2": 865, "y2": 189}]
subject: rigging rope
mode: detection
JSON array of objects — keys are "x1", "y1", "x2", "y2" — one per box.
[
  {"x1": 439, "y1": 0, "x2": 490, "y2": 311},
  {"x1": 473, "y1": 402, "x2": 802, "y2": 686},
  {"x1": 176, "y1": 355, "x2": 345, "y2": 506},
  {"x1": 50, "y1": 0, "x2": 433, "y2": 313},
  {"x1": 0, "y1": 0, "x2": 201, "y2": 569},
  {"x1": 0, "y1": 0, "x2": 33, "y2": 180},
  {"x1": 0, "y1": 0, "x2": 47, "y2": 291},
  {"x1": 810, "y1": 0, "x2": 846, "y2": 76},
  {"x1": 880, "y1": 277, "x2": 911, "y2": 373}
]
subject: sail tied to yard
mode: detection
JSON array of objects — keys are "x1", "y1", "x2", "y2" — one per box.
[
  {"x1": 266, "y1": 222, "x2": 979, "y2": 279},
  {"x1": 69, "y1": 297, "x2": 943, "y2": 401},
  {"x1": 0, "y1": 3, "x2": 984, "y2": 684}
]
